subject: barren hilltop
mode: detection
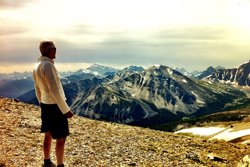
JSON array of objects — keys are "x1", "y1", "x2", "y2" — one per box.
[{"x1": 1, "y1": 97, "x2": 250, "y2": 167}]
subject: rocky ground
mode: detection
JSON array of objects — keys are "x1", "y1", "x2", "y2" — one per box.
[{"x1": 1, "y1": 97, "x2": 250, "y2": 167}]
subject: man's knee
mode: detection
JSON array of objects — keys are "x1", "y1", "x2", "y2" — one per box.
[
  {"x1": 45, "y1": 132, "x2": 52, "y2": 138},
  {"x1": 56, "y1": 137, "x2": 66, "y2": 145},
  {"x1": 44, "y1": 132, "x2": 52, "y2": 142}
]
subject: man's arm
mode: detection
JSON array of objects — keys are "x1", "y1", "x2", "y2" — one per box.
[
  {"x1": 43, "y1": 63, "x2": 71, "y2": 115},
  {"x1": 33, "y1": 71, "x2": 41, "y2": 103},
  {"x1": 34, "y1": 83, "x2": 41, "y2": 103}
]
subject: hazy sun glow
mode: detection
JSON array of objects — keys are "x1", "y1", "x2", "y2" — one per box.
[{"x1": 0, "y1": 63, "x2": 92, "y2": 74}]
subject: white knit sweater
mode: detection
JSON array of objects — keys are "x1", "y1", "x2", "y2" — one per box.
[{"x1": 33, "y1": 56, "x2": 70, "y2": 114}]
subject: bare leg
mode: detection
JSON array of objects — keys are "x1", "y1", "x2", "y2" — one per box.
[
  {"x1": 43, "y1": 132, "x2": 52, "y2": 159},
  {"x1": 56, "y1": 137, "x2": 66, "y2": 165}
]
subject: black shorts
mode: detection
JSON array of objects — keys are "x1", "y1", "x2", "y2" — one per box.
[{"x1": 40, "y1": 103, "x2": 69, "y2": 139}]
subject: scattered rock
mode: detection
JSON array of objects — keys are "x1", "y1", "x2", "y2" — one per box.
[
  {"x1": 237, "y1": 155, "x2": 250, "y2": 167},
  {"x1": 128, "y1": 162, "x2": 136, "y2": 166},
  {"x1": 186, "y1": 151, "x2": 201, "y2": 163},
  {"x1": 207, "y1": 153, "x2": 224, "y2": 162},
  {"x1": 13, "y1": 99, "x2": 20, "y2": 103}
]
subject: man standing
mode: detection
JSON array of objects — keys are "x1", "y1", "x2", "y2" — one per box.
[{"x1": 33, "y1": 41, "x2": 73, "y2": 167}]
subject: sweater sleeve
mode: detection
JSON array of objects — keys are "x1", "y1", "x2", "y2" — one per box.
[
  {"x1": 33, "y1": 70, "x2": 41, "y2": 103},
  {"x1": 43, "y1": 63, "x2": 70, "y2": 114},
  {"x1": 34, "y1": 83, "x2": 41, "y2": 103}
]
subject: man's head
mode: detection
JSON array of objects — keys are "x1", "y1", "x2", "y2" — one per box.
[{"x1": 39, "y1": 40, "x2": 56, "y2": 59}]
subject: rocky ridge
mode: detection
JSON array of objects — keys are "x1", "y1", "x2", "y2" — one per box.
[
  {"x1": 1, "y1": 97, "x2": 250, "y2": 166},
  {"x1": 205, "y1": 60, "x2": 250, "y2": 86},
  {"x1": 16, "y1": 63, "x2": 249, "y2": 127}
]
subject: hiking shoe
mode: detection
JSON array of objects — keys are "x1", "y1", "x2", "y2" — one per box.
[{"x1": 42, "y1": 162, "x2": 56, "y2": 167}]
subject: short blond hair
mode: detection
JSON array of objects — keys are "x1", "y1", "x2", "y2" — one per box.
[{"x1": 39, "y1": 40, "x2": 56, "y2": 56}]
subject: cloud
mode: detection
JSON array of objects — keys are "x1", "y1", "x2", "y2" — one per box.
[
  {"x1": 0, "y1": 15, "x2": 32, "y2": 36},
  {"x1": 63, "y1": 24, "x2": 95, "y2": 35},
  {"x1": 71, "y1": 26, "x2": 249, "y2": 70},
  {"x1": 154, "y1": 26, "x2": 230, "y2": 42},
  {"x1": 0, "y1": 0, "x2": 38, "y2": 9},
  {"x1": 0, "y1": 18, "x2": 34, "y2": 63},
  {"x1": 0, "y1": 20, "x2": 249, "y2": 71},
  {"x1": 0, "y1": 23, "x2": 29, "y2": 36},
  {"x1": 58, "y1": 24, "x2": 130, "y2": 47},
  {"x1": 0, "y1": 37, "x2": 39, "y2": 63}
]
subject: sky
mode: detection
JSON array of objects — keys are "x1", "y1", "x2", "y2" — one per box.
[{"x1": 0, "y1": 0, "x2": 250, "y2": 73}]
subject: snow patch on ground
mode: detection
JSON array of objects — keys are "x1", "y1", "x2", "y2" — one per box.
[
  {"x1": 175, "y1": 127, "x2": 225, "y2": 136},
  {"x1": 210, "y1": 129, "x2": 250, "y2": 141},
  {"x1": 175, "y1": 127, "x2": 250, "y2": 144}
]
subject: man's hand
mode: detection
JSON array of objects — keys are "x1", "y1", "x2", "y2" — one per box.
[{"x1": 65, "y1": 111, "x2": 74, "y2": 118}]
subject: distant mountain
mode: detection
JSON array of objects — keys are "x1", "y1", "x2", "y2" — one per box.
[
  {"x1": 17, "y1": 89, "x2": 38, "y2": 105},
  {"x1": 18, "y1": 72, "x2": 102, "y2": 103},
  {"x1": 68, "y1": 65, "x2": 247, "y2": 126},
  {"x1": 58, "y1": 71, "x2": 75, "y2": 78},
  {"x1": 4, "y1": 64, "x2": 117, "y2": 100},
  {"x1": 69, "y1": 64, "x2": 119, "y2": 78},
  {"x1": 17, "y1": 66, "x2": 143, "y2": 105},
  {"x1": 190, "y1": 70, "x2": 200, "y2": 77},
  {"x1": 0, "y1": 71, "x2": 80, "y2": 80},
  {"x1": 61, "y1": 72, "x2": 97, "y2": 85},
  {"x1": 194, "y1": 66, "x2": 216, "y2": 79},
  {"x1": 0, "y1": 79, "x2": 11, "y2": 87},
  {"x1": 18, "y1": 64, "x2": 249, "y2": 127},
  {"x1": 192, "y1": 66, "x2": 225, "y2": 80},
  {"x1": 173, "y1": 67, "x2": 191, "y2": 76},
  {"x1": 215, "y1": 66, "x2": 225, "y2": 70},
  {"x1": 87, "y1": 63, "x2": 118, "y2": 74},
  {"x1": 121, "y1": 66, "x2": 144, "y2": 72},
  {"x1": 71, "y1": 69, "x2": 86, "y2": 76},
  {"x1": 0, "y1": 78, "x2": 34, "y2": 98},
  {"x1": 206, "y1": 60, "x2": 250, "y2": 86},
  {"x1": 114, "y1": 66, "x2": 144, "y2": 79},
  {"x1": 0, "y1": 71, "x2": 32, "y2": 80},
  {"x1": 18, "y1": 79, "x2": 95, "y2": 106},
  {"x1": 80, "y1": 64, "x2": 119, "y2": 77}
]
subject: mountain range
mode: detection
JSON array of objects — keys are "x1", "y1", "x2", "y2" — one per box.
[
  {"x1": 196, "y1": 60, "x2": 250, "y2": 86},
  {"x1": 0, "y1": 64, "x2": 119, "y2": 99},
  {"x1": 0, "y1": 77, "x2": 34, "y2": 98},
  {"x1": 1, "y1": 61, "x2": 249, "y2": 127},
  {"x1": 68, "y1": 64, "x2": 249, "y2": 127},
  {"x1": 0, "y1": 71, "x2": 32, "y2": 80}
]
